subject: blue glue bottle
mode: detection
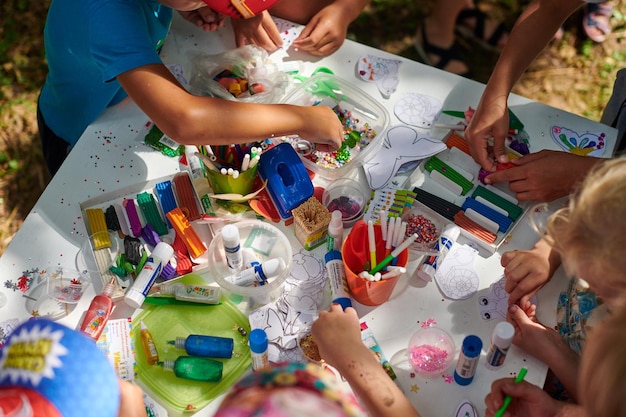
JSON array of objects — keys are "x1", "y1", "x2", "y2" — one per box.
[
  {"x1": 454, "y1": 335, "x2": 483, "y2": 385},
  {"x1": 168, "y1": 334, "x2": 234, "y2": 359},
  {"x1": 416, "y1": 224, "x2": 461, "y2": 282}
]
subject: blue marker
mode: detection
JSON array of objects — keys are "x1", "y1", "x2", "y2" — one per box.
[{"x1": 324, "y1": 251, "x2": 352, "y2": 310}]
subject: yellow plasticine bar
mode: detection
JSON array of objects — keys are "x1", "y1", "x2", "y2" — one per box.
[
  {"x1": 166, "y1": 208, "x2": 207, "y2": 259},
  {"x1": 85, "y1": 208, "x2": 112, "y2": 250},
  {"x1": 230, "y1": 0, "x2": 255, "y2": 18}
]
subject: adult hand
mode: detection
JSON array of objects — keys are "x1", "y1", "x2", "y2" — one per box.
[
  {"x1": 482, "y1": 150, "x2": 603, "y2": 202},
  {"x1": 501, "y1": 239, "x2": 557, "y2": 305},
  {"x1": 292, "y1": 3, "x2": 350, "y2": 56},
  {"x1": 312, "y1": 304, "x2": 367, "y2": 368},
  {"x1": 485, "y1": 378, "x2": 564, "y2": 417},
  {"x1": 465, "y1": 95, "x2": 511, "y2": 172},
  {"x1": 178, "y1": 7, "x2": 225, "y2": 31},
  {"x1": 117, "y1": 380, "x2": 148, "y2": 417},
  {"x1": 231, "y1": 11, "x2": 282, "y2": 52}
]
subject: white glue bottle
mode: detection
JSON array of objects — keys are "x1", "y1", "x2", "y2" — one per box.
[
  {"x1": 249, "y1": 328, "x2": 270, "y2": 371},
  {"x1": 326, "y1": 210, "x2": 344, "y2": 252},
  {"x1": 125, "y1": 242, "x2": 174, "y2": 309},
  {"x1": 156, "y1": 283, "x2": 222, "y2": 305},
  {"x1": 221, "y1": 224, "x2": 243, "y2": 271},
  {"x1": 416, "y1": 224, "x2": 461, "y2": 282},
  {"x1": 184, "y1": 145, "x2": 211, "y2": 199},
  {"x1": 226, "y1": 258, "x2": 285, "y2": 286},
  {"x1": 485, "y1": 321, "x2": 515, "y2": 368}
]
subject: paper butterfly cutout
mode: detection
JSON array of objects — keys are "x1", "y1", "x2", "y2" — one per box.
[
  {"x1": 550, "y1": 126, "x2": 606, "y2": 157},
  {"x1": 394, "y1": 93, "x2": 443, "y2": 128},
  {"x1": 363, "y1": 125, "x2": 447, "y2": 190},
  {"x1": 477, "y1": 275, "x2": 538, "y2": 320},
  {"x1": 357, "y1": 54, "x2": 402, "y2": 98}
]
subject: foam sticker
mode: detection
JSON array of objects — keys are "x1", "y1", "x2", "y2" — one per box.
[
  {"x1": 272, "y1": 17, "x2": 302, "y2": 50},
  {"x1": 393, "y1": 93, "x2": 443, "y2": 128},
  {"x1": 357, "y1": 54, "x2": 402, "y2": 98}
]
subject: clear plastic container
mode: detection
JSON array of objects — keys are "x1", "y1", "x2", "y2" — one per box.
[
  {"x1": 46, "y1": 266, "x2": 91, "y2": 304},
  {"x1": 277, "y1": 73, "x2": 390, "y2": 179},
  {"x1": 322, "y1": 178, "x2": 367, "y2": 228},
  {"x1": 407, "y1": 326, "x2": 456, "y2": 378},
  {"x1": 400, "y1": 201, "x2": 449, "y2": 255},
  {"x1": 208, "y1": 220, "x2": 293, "y2": 313}
]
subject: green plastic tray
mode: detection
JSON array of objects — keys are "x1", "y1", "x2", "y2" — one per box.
[{"x1": 134, "y1": 283, "x2": 251, "y2": 412}]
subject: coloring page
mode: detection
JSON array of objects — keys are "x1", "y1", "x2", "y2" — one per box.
[
  {"x1": 434, "y1": 243, "x2": 479, "y2": 300},
  {"x1": 550, "y1": 126, "x2": 607, "y2": 157},
  {"x1": 477, "y1": 275, "x2": 538, "y2": 320},
  {"x1": 272, "y1": 17, "x2": 303, "y2": 50},
  {"x1": 357, "y1": 54, "x2": 402, "y2": 98},
  {"x1": 394, "y1": 92, "x2": 443, "y2": 128}
]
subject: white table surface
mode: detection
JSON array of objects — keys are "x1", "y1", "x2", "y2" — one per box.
[{"x1": 0, "y1": 13, "x2": 618, "y2": 417}]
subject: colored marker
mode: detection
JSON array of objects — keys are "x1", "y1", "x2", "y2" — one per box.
[
  {"x1": 379, "y1": 210, "x2": 388, "y2": 242},
  {"x1": 385, "y1": 216, "x2": 396, "y2": 258},
  {"x1": 367, "y1": 220, "x2": 377, "y2": 271},
  {"x1": 370, "y1": 233, "x2": 419, "y2": 275},
  {"x1": 195, "y1": 151, "x2": 218, "y2": 172},
  {"x1": 493, "y1": 367, "x2": 528, "y2": 417},
  {"x1": 241, "y1": 153, "x2": 251, "y2": 171}
]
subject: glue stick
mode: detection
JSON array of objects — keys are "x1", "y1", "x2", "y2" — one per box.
[
  {"x1": 222, "y1": 224, "x2": 243, "y2": 271},
  {"x1": 324, "y1": 250, "x2": 352, "y2": 310},
  {"x1": 326, "y1": 210, "x2": 344, "y2": 252},
  {"x1": 486, "y1": 321, "x2": 515, "y2": 368},
  {"x1": 416, "y1": 224, "x2": 461, "y2": 282},
  {"x1": 125, "y1": 242, "x2": 174, "y2": 309},
  {"x1": 454, "y1": 335, "x2": 483, "y2": 385}
]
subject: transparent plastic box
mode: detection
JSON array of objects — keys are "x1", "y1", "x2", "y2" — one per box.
[{"x1": 277, "y1": 73, "x2": 390, "y2": 179}]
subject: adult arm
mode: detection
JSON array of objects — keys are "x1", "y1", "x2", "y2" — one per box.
[
  {"x1": 117, "y1": 63, "x2": 343, "y2": 151},
  {"x1": 465, "y1": 0, "x2": 585, "y2": 171},
  {"x1": 312, "y1": 305, "x2": 421, "y2": 417}
]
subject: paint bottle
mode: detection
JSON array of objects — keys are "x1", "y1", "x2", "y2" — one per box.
[
  {"x1": 125, "y1": 242, "x2": 174, "y2": 309},
  {"x1": 168, "y1": 334, "x2": 234, "y2": 358},
  {"x1": 416, "y1": 224, "x2": 461, "y2": 282},
  {"x1": 326, "y1": 210, "x2": 344, "y2": 252},
  {"x1": 249, "y1": 328, "x2": 270, "y2": 371},
  {"x1": 486, "y1": 321, "x2": 515, "y2": 368},
  {"x1": 225, "y1": 258, "x2": 285, "y2": 286},
  {"x1": 222, "y1": 224, "x2": 243, "y2": 271},
  {"x1": 454, "y1": 335, "x2": 483, "y2": 385},
  {"x1": 140, "y1": 320, "x2": 159, "y2": 365},
  {"x1": 158, "y1": 356, "x2": 223, "y2": 382},
  {"x1": 156, "y1": 283, "x2": 221, "y2": 304},
  {"x1": 324, "y1": 250, "x2": 352, "y2": 310},
  {"x1": 79, "y1": 277, "x2": 116, "y2": 341}
]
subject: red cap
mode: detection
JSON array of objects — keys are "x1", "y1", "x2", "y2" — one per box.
[{"x1": 202, "y1": 0, "x2": 280, "y2": 18}]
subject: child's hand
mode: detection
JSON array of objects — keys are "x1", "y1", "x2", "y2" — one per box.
[
  {"x1": 117, "y1": 380, "x2": 148, "y2": 417},
  {"x1": 464, "y1": 96, "x2": 510, "y2": 172},
  {"x1": 312, "y1": 304, "x2": 370, "y2": 368},
  {"x1": 231, "y1": 11, "x2": 283, "y2": 52},
  {"x1": 178, "y1": 7, "x2": 225, "y2": 32},
  {"x1": 292, "y1": 4, "x2": 351, "y2": 56},
  {"x1": 484, "y1": 378, "x2": 565, "y2": 417},
  {"x1": 298, "y1": 106, "x2": 343, "y2": 152},
  {"x1": 501, "y1": 243, "x2": 553, "y2": 305}
]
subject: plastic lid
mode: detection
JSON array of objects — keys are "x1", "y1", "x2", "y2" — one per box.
[
  {"x1": 124, "y1": 288, "x2": 146, "y2": 309},
  {"x1": 249, "y1": 328, "x2": 269, "y2": 353},
  {"x1": 324, "y1": 250, "x2": 342, "y2": 263},
  {"x1": 442, "y1": 224, "x2": 462, "y2": 242},
  {"x1": 221, "y1": 224, "x2": 241, "y2": 249},
  {"x1": 461, "y1": 335, "x2": 483, "y2": 358},
  {"x1": 152, "y1": 241, "x2": 174, "y2": 263},
  {"x1": 492, "y1": 321, "x2": 515, "y2": 346}
]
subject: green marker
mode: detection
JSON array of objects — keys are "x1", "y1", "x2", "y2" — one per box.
[
  {"x1": 369, "y1": 233, "x2": 418, "y2": 275},
  {"x1": 494, "y1": 367, "x2": 528, "y2": 417}
]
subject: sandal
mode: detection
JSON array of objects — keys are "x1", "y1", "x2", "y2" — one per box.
[
  {"x1": 583, "y1": 2, "x2": 613, "y2": 43},
  {"x1": 455, "y1": 8, "x2": 509, "y2": 51},
  {"x1": 414, "y1": 23, "x2": 472, "y2": 78}
]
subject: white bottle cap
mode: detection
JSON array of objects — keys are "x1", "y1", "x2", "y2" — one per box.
[
  {"x1": 152, "y1": 241, "x2": 174, "y2": 263},
  {"x1": 221, "y1": 224, "x2": 240, "y2": 249},
  {"x1": 124, "y1": 289, "x2": 146, "y2": 309},
  {"x1": 442, "y1": 224, "x2": 461, "y2": 241},
  {"x1": 415, "y1": 264, "x2": 435, "y2": 282},
  {"x1": 260, "y1": 258, "x2": 285, "y2": 279},
  {"x1": 330, "y1": 210, "x2": 342, "y2": 228},
  {"x1": 492, "y1": 321, "x2": 515, "y2": 348}
]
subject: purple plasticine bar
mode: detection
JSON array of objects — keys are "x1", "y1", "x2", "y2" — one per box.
[
  {"x1": 160, "y1": 262, "x2": 177, "y2": 280},
  {"x1": 155, "y1": 180, "x2": 178, "y2": 229},
  {"x1": 123, "y1": 198, "x2": 143, "y2": 238},
  {"x1": 141, "y1": 224, "x2": 161, "y2": 248}
]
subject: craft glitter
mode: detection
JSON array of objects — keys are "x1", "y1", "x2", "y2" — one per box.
[
  {"x1": 409, "y1": 344, "x2": 450, "y2": 373},
  {"x1": 405, "y1": 214, "x2": 438, "y2": 244}
]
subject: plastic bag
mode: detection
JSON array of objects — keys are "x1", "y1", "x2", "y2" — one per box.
[{"x1": 187, "y1": 45, "x2": 292, "y2": 103}]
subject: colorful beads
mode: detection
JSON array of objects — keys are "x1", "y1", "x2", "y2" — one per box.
[{"x1": 405, "y1": 214, "x2": 438, "y2": 244}]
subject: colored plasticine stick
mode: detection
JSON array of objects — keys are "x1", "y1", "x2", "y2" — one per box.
[{"x1": 494, "y1": 367, "x2": 528, "y2": 417}]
